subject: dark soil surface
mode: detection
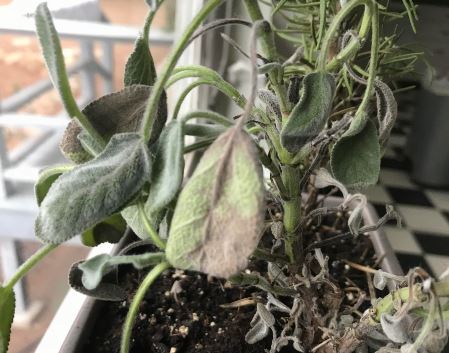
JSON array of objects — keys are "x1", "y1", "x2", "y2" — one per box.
[{"x1": 82, "y1": 210, "x2": 385, "y2": 353}]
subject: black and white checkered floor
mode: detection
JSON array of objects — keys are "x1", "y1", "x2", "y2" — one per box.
[{"x1": 366, "y1": 91, "x2": 449, "y2": 279}]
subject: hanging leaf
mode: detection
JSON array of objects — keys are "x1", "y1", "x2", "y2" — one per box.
[
  {"x1": 81, "y1": 214, "x2": 127, "y2": 247},
  {"x1": 281, "y1": 71, "x2": 335, "y2": 153},
  {"x1": 166, "y1": 127, "x2": 265, "y2": 278},
  {"x1": 36, "y1": 133, "x2": 151, "y2": 244},
  {"x1": 330, "y1": 118, "x2": 381, "y2": 191},
  {"x1": 78, "y1": 252, "x2": 165, "y2": 290},
  {"x1": 375, "y1": 80, "x2": 398, "y2": 149},
  {"x1": 35, "y1": 164, "x2": 73, "y2": 205},
  {"x1": 35, "y1": 3, "x2": 81, "y2": 120},
  {"x1": 60, "y1": 85, "x2": 167, "y2": 163},
  {"x1": 124, "y1": 37, "x2": 157, "y2": 87},
  {"x1": 0, "y1": 286, "x2": 15, "y2": 353},
  {"x1": 69, "y1": 261, "x2": 126, "y2": 301},
  {"x1": 148, "y1": 120, "x2": 185, "y2": 212}
]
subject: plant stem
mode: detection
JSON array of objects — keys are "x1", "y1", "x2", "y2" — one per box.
[
  {"x1": 317, "y1": 0, "x2": 374, "y2": 72},
  {"x1": 242, "y1": 0, "x2": 290, "y2": 117},
  {"x1": 120, "y1": 261, "x2": 170, "y2": 353},
  {"x1": 141, "y1": 0, "x2": 224, "y2": 142},
  {"x1": 138, "y1": 202, "x2": 166, "y2": 250},
  {"x1": 4, "y1": 244, "x2": 57, "y2": 291},
  {"x1": 182, "y1": 110, "x2": 234, "y2": 126},
  {"x1": 281, "y1": 165, "x2": 302, "y2": 264}
]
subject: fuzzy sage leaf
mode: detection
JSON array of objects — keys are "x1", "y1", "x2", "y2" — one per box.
[
  {"x1": 35, "y1": 164, "x2": 73, "y2": 205},
  {"x1": 36, "y1": 133, "x2": 151, "y2": 244},
  {"x1": 331, "y1": 117, "x2": 381, "y2": 191},
  {"x1": 147, "y1": 120, "x2": 185, "y2": 212},
  {"x1": 0, "y1": 287, "x2": 15, "y2": 353},
  {"x1": 81, "y1": 214, "x2": 127, "y2": 247},
  {"x1": 281, "y1": 72, "x2": 336, "y2": 153},
  {"x1": 60, "y1": 85, "x2": 167, "y2": 163},
  {"x1": 124, "y1": 37, "x2": 157, "y2": 86},
  {"x1": 34, "y1": 3, "x2": 82, "y2": 121},
  {"x1": 69, "y1": 261, "x2": 126, "y2": 301},
  {"x1": 166, "y1": 127, "x2": 265, "y2": 278},
  {"x1": 78, "y1": 253, "x2": 165, "y2": 290}
]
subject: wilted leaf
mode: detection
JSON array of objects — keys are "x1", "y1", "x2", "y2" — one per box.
[
  {"x1": 257, "y1": 303, "x2": 275, "y2": 327},
  {"x1": 314, "y1": 168, "x2": 349, "y2": 199},
  {"x1": 375, "y1": 80, "x2": 398, "y2": 149},
  {"x1": 124, "y1": 37, "x2": 157, "y2": 86},
  {"x1": 166, "y1": 127, "x2": 265, "y2": 278},
  {"x1": 35, "y1": 164, "x2": 73, "y2": 205},
  {"x1": 60, "y1": 85, "x2": 167, "y2": 163},
  {"x1": 35, "y1": 4, "x2": 81, "y2": 121},
  {"x1": 331, "y1": 119, "x2": 380, "y2": 191},
  {"x1": 245, "y1": 320, "x2": 270, "y2": 344},
  {"x1": 78, "y1": 252, "x2": 165, "y2": 290},
  {"x1": 281, "y1": 71, "x2": 335, "y2": 153},
  {"x1": 81, "y1": 214, "x2": 127, "y2": 247},
  {"x1": 69, "y1": 261, "x2": 126, "y2": 301},
  {"x1": 0, "y1": 287, "x2": 15, "y2": 353},
  {"x1": 36, "y1": 133, "x2": 151, "y2": 244},
  {"x1": 380, "y1": 314, "x2": 411, "y2": 344},
  {"x1": 147, "y1": 121, "x2": 184, "y2": 212}
]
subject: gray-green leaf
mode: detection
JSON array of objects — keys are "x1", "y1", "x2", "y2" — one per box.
[
  {"x1": 60, "y1": 85, "x2": 167, "y2": 163},
  {"x1": 35, "y1": 3, "x2": 81, "y2": 120},
  {"x1": 330, "y1": 119, "x2": 380, "y2": 191},
  {"x1": 0, "y1": 286, "x2": 15, "y2": 353},
  {"x1": 124, "y1": 36, "x2": 157, "y2": 87},
  {"x1": 69, "y1": 261, "x2": 126, "y2": 301},
  {"x1": 35, "y1": 164, "x2": 73, "y2": 205},
  {"x1": 166, "y1": 127, "x2": 265, "y2": 278},
  {"x1": 281, "y1": 71, "x2": 335, "y2": 153},
  {"x1": 36, "y1": 133, "x2": 151, "y2": 244},
  {"x1": 148, "y1": 121, "x2": 184, "y2": 212},
  {"x1": 78, "y1": 252, "x2": 165, "y2": 290},
  {"x1": 81, "y1": 214, "x2": 127, "y2": 247}
]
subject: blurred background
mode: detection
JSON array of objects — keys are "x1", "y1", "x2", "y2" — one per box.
[{"x1": 0, "y1": 1, "x2": 448, "y2": 352}]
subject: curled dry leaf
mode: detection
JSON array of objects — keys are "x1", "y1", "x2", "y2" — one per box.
[
  {"x1": 166, "y1": 126, "x2": 265, "y2": 278},
  {"x1": 60, "y1": 85, "x2": 167, "y2": 163}
]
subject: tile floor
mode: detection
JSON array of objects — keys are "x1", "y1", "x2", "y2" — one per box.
[{"x1": 366, "y1": 91, "x2": 449, "y2": 279}]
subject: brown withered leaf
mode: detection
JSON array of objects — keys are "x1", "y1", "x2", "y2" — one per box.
[{"x1": 166, "y1": 126, "x2": 265, "y2": 278}]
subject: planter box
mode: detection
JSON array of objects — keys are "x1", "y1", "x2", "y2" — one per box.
[{"x1": 34, "y1": 199, "x2": 403, "y2": 353}]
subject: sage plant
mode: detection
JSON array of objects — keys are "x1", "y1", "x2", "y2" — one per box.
[{"x1": 1, "y1": 1, "x2": 448, "y2": 353}]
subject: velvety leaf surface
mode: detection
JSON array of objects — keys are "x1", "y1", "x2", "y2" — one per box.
[
  {"x1": 69, "y1": 261, "x2": 126, "y2": 301},
  {"x1": 36, "y1": 133, "x2": 151, "y2": 244},
  {"x1": 35, "y1": 4, "x2": 81, "y2": 120},
  {"x1": 0, "y1": 286, "x2": 15, "y2": 353},
  {"x1": 78, "y1": 252, "x2": 165, "y2": 290},
  {"x1": 81, "y1": 214, "x2": 127, "y2": 247},
  {"x1": 166, "y1": 127, "x2": 265, "y2": 278},
  {"x1": 60, "y1": 85, "x2": 167, "y2": 163},
  {"x1": 330, "y1": 119, "x2": 380, "y2": 191},
  {"x1": 124, "y1": 37, "x2": 157, "y2": 86},
  {"x1": 281, "y1": 71, "x2": 335, "y2": 153},
  {"x1": 35, "y1": 164, "x2": 73, "y2": 205},
  {"x1": 148, "y1": 121, "x2": 184, "y2": 212}
]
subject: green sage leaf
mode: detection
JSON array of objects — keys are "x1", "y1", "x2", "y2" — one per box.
[
  {"x1": 36, "y1": 133, "x2": 151, "y2": 244},
  {"x1": 124, "y1": 37, "x2": 157, "y2": 87},
  {"x1": 330, "y1": 119, "x2": 381, "y2": 191},
  {"x1": 78, "y1": 252, "x2": 165, "y2": 290},
  {"x1": 148, "y1": 121, "x2": 184, "y2": 212},
  {"x1": 166, "y1": 127, "x2": 265, "y2": 278},
  {"x1": 35, "y1": 3, "x2": 80, "y2": 120},
  {"x1": 69, "y1": 261, "x2": 126, "y2": 301},
  {"x1": 35, "y1": 164, "x2": 74, "y2": 205},
  {"x1": 0, "y1": 286, "x2": 15, "y2": 353},
  {"x1": 81, "y1": 214, "x2": 127, "y2": 247},
  {"x1": 60, "y1": 85, "x2": 167, "y2": 163},
  {"x1": 121, "y1": 202, "x2": 164, "y2": 241},
  {"x1": 281, "y1": 71, "x2": 335, "y2": 153}
]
